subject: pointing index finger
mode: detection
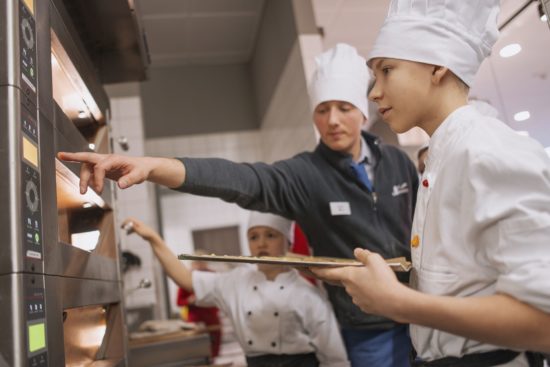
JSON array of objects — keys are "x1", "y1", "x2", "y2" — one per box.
[{"x1": 57, "y1": 151, "x2": 100, "y2": 164}]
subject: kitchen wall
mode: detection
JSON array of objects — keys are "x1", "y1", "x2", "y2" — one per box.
[
  {"x1": 107, "y1": 0, "x2": 324, "y2": 316},
  {"x1": 106, "y1": 82, "x2": 168, "y2": 320},
  {"x1": 140, "y1": 64, "x2": 258, "y2": 138},
  {"x1": 142, "y1": 33, "x2": 322, "y2": 311},
  {"x1": 259, "y1": 34, "x2": 321, "y2": 163},
  {"x1": 141, "y1": 1, "x2": 323, "y2": 314},
  {"x1": 146, "y1": 130, "x2": 262, "y2": 314}
]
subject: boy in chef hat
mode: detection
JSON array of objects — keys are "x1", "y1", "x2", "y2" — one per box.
[
  {"x1": 122, "y1": 213, "x2": 350, "y2": 367},
  {"x1": 314, "y1": 1, "x2": 550, "y2": 366}
]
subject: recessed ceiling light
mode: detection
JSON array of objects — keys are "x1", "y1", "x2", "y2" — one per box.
[
  {"x1": 513, "y1": 111, "x2": 530, "y2": 122},
  {"x1": 542, "y1": 14, "x2": 548, "y2": 22},
  {"x1": 88, "y1": 143, "x2": 96, "y2": 150},
  {"x1": 499, "y1": 43, "x2": 521, "y2": 58},
  {"x1": 78, "y1": 110, "x2": 87, "y2": 118}
]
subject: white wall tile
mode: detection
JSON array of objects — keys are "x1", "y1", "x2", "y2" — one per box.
[
  {"x1": 157, "y1": 192, "x2": 255, "y2": 314},
  {"x1": 259, "y1": 37, "x2": 320, "y2": 163},
  {"x1": 145, "y1": 130, "x2": 262, "y2": 162},
  {"x1": 108, "y1": 92, "x2": 167, "y2": 317}
]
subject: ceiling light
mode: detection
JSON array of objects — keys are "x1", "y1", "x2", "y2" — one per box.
[
  {"x1": 499, "y1": 43, "x2": 521, "y2": 58},
  {"x1": 78, "y1": 110, "x2": 87, "y2": 118},
  {"x1": 88, "y1": 143, "x2": 95, "y2": 150},
  {"x1": 542, "y1": 14, "x2": 548, "y2": 22},
  {"x1": 513, "y1": 111, "x2": 530, "y2": 122},
  {"x1": 82, "y1": 202, "x2": 93, "y2": 208}
]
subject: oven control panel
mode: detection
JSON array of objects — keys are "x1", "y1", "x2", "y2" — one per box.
[
  {"x1": 19, "y1": 0, "x2": 37, "y2": 104},
  {"x1": 25, "y1": 276, "x2": 48, "y2": 366},
  {"x1": 21, "y1": 103, "x2": 42, "y2": 263},
  {"x1": 18, "y1": 0, "x2": 42, "y2": 267}
]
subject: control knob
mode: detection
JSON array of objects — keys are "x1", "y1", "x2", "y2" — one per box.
[
  {"x1": 25, "y1": 180, "x2": 39, "y2": 212},
  {"x1": 21, "y1": 18, "x2": 34, "y2": 50}
]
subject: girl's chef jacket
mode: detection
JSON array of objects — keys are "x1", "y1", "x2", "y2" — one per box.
[{"x1": 193, "y1": 265, "x2": 350, "y2": 367}]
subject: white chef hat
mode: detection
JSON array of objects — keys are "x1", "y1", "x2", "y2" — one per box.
[
  {"x1": 309, "y1": 43, "x2": 369, "y2": 119},
  {"x1": 247, "y1": 212, "x2": 294, "y2": 244},
  {"x1": 368, "y1": 0, "x2": 500, "y2": 87}
]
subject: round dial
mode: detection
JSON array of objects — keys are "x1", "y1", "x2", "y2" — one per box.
[
  {"x1": 25, "y1": 180, "x2": 39, "y2": 212},
  {"x1": 21, "y1": 18, "x2": 34, "y2": 50}
]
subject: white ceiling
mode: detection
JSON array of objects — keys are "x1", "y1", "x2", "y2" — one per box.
[
  {"x1": 135, "y1": 0, "x2": 550, "y2": 147},
  {"x1": 475, "y1": 1, "x2": 550, "y2": 146},
  {"x1": 135, "y1": 0, "x2": 265, "y2": 67},
  {"x1": 314, "y1": 0, "x2": 550, "y2": 147}
]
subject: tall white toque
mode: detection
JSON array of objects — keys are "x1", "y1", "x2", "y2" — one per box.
[
  {"x1": 309, "y1": 43, "x2": 369, "y2": 119},
  {"x1": 368, "y1": 0, "x2": 500, "y2": 87}
]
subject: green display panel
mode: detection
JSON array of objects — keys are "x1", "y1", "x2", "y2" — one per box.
[{"x1": 28, "y1": 323, "x2": 46, "y2": 352}]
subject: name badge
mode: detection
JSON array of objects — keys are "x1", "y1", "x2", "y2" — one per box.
[
  {"x1": 330, "y1": 202, "x2": 351, "y2": 216},
  {"x1": 392, "y1": 182, "x2": 409, "y2": 197}
]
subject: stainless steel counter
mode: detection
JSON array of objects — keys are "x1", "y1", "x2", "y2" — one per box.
[{"x1": 128, "y1": 330, "x2": 211, "y2": 367}]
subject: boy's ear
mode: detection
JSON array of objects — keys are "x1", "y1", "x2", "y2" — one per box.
[{"x1": 431, "y1": 65, "x2": 450, "y2": 84}]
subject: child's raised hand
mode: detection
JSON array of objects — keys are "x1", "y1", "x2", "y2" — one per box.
[{"x1": 121, "y1": 217, "x2": 160, "y2": 242}]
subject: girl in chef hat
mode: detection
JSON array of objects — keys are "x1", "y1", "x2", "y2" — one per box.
[
  {"x1": 314, "y1": 1, "x2": 550, "y2": 366},
  {"x1": 122, "y1": 213, "x2": 350, "y2": 367}
]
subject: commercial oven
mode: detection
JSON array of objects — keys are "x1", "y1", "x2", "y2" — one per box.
[{"x1": 0, "y1": 0, "x2": 128, "y2": 365}]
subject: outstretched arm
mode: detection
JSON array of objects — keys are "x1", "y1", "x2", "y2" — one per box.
[
  {"x1": 58, "y1": 152, "x2": 185, "y2": 194},
  {"x1": 122, "y1": 217, "x2": 193, "y2": 292},
  {"x1": 312, "y1": 248, "x2": 550, "y2": 353}
]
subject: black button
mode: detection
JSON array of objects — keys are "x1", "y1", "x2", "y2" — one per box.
[
  {"x1": 248, "y1": 340, "x2": 253, "y2": 345},
  {"x1": 274, "y1": 312, "x2": 279, "y2": 317},
  {"x1": 279, "y1": 286, "x2": 284, "y2": 290},
  {"x1": 247, "y1": 311, "x2": 252, "y2": 316},
  {"x1": 253, "y1": 286, "x2": 258, "y2": 291},
  {"x1": 271, "y1": 342, "x2": 277, "y2": 347}
]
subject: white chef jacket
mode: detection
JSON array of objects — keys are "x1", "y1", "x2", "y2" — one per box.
[
  {"x1": 193, "y1": 265, "x2": 350, "y2": 367},
  {"x1": 410, "y1": 105, "x2": 550, "y2": 366}
]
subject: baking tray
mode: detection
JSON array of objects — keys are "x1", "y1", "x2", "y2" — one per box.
[{"x1": 178, "y1": 253, "x2": 412, "y2": 272}]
